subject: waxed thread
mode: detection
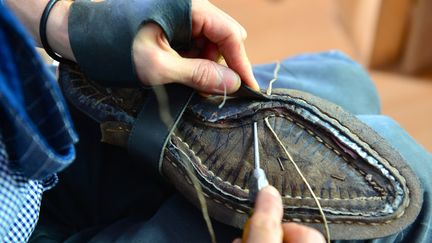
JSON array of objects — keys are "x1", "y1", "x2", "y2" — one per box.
[
  {"x1": 264, "y1": 117, "x2": 331, "y2": 243},
  {"x1": 264, "y1": 62, "x2": 330, "y2": 242},
  {"x1": 218, "y1": 81, "x2": 227, "y2": 109},
  {"x1": 153, "y1": 86, "x2": 217, "y2": 243},
  {"x1": 216, "y1": 54, "x2": 227, "y2": 109},
  {"x1": 153, "y1": 86, "x2": 174, "y2": 128},
  {"x1": 266, "y1": 61, "x2": 281, "y2": 95},
  {"x1": 171, "y1": 143, "x2": 217, "y2": 243}
]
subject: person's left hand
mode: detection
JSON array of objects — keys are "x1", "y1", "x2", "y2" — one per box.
[
  {"x1": 132, "y1": 0, "x2": 259, "y2": 94},
  {"x1": 234, "y1": 186, "x2": 325, "y2": 243}
]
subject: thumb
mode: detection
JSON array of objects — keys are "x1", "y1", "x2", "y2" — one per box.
[{"x1": 167, "y1": 55, "x2": 241, "y2": 94}]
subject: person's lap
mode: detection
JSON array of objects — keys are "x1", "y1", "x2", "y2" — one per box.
[
  {"x1": 31, "y1": 52, "x2": 431, "y2": 242},
  {"x1": 61, "y1": 194, "x2": 240, "y2": 243},
  {"x1": 253, "y1": 51, "x2": 381, "y2": 115},
  {"x1": 349, "y1": 115, "x2": 432, "y2": 243},
  {"x1": 59, "y1": 116, "x2": 431, "y2": 243},
  {"x1": 259, "y1": 52, "x2": 431, "y2": 242}
]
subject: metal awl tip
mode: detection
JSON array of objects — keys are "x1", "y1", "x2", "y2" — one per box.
[{"x1": 253, "y1": 122, "x2": 260, "y2": 169}]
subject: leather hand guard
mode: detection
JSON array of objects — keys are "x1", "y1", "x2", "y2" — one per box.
[{"x1": 68, "y1": 0, "x2": 192, "y2": 87}]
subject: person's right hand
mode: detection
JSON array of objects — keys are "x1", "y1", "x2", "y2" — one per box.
[
  {"x1": 59, "y1": 0, "x2": 258, "y2": 91},
  {"x1": 233, "y1": 186, "x2": 326, "y2": 243},
  {"x1": 132, "y1": 0, "x2": 259, "y2": 94}
]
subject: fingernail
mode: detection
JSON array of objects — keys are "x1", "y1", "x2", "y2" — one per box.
[
  {"x1": 214, "y1": 67, "x2": 241, "y2": 93},
  {"x1": 252, "y1": 78, "x2": 260, "y2": 91}
]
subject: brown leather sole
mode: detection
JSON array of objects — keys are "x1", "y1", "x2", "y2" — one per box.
[
  {"x1": 161, "y1": 89, "x2": 422, "y2": 240},
  {"x1": 59, "y1": 64, "x2": 422, "y2": 240}
]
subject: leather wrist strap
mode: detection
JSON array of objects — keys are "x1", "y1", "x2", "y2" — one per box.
[
  {"x1": 128, "y1": 84, "x2": 195, "y2": 175},
  {"x1": 39, "y1": 0, "x2": 72, "y2": 64}
]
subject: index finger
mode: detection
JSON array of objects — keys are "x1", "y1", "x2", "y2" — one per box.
[
  {"x1": 217, "y1": 35, "x2": 259, "y2": 91},
  {"x1": 246, "y1": 186, "x2": 283, "y2": 243},
  {"x1": 192, "y1": 1, "x2": 259, "y2": 90}
]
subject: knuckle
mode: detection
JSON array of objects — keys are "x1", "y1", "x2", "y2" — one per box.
[
  {"x1": 192, "y1": 61, "x2": 216, "y2": 88},
  {"x1": 135, "y1": 48, "x2": 166, "y2": 84},
  {"x1": 240, "y1": 26, "x2": 248, "y2": 40},
  {"x1": 250, "y1": 212, "x2": 280, "y2": 232},
  {"x1": 259, "y1": 193, "x2": 283, "y2": 212},
  {"x1": 302, "y1": 227, "x2": 326, "y2": 242},
  {"x1": 231, "y1": 31, "x2": 243, "y2": 43},
  {"x1": 222, "y1": 26, "x2": 242, "y2": 44}
]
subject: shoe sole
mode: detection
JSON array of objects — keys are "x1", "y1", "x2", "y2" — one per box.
[
  {"x1": 60, "y1": 64, "x2": 422, "y2": 240},
  {"x1": 162, "y1": 88, "x2": 422, "y2": 240}
]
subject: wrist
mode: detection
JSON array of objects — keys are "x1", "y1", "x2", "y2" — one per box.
[{"x1": 46, "y1": 0, "x2": 75, "y2": 61}]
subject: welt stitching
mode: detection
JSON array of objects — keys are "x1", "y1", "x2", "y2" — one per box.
[
  {"x1": 165, "y1": 155, "x2": 394, "y2": 225},
  {"x1": 282, "y1": 95, "x2": 409, "y2": 200},
  {"x1": 174, "y1": 133, "x2": 376, "y2": 201},
  {"x1": 172, "y1": 133, "x2": 386, "y2": 204},
  {"x1": 168, "y1": 93, "x2": 406, "y2": 223},
  {"x1": 169, "y1": 119, "x2": 409, "y2": 225}
]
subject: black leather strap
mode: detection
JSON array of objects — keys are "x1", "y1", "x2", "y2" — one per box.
[
  {"x1": 127, "y1": 83, "x2": 266, "y2": 175},
  {"x1": 128, "y1": 84, "x2": 194, "y2": 175}
]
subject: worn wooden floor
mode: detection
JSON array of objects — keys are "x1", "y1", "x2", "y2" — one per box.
[{"x1": 213, "y1": 0, "x2": 432, "y2": 152}]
